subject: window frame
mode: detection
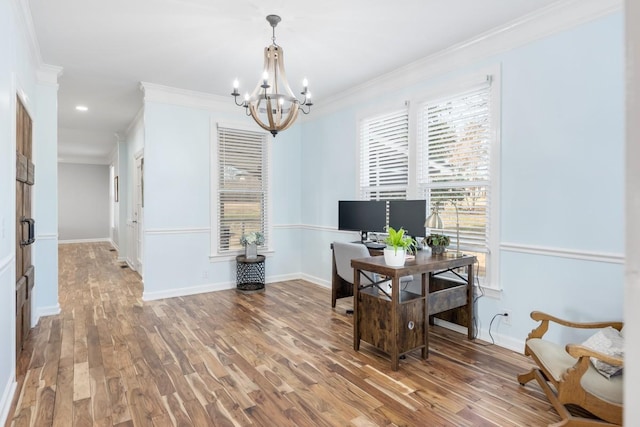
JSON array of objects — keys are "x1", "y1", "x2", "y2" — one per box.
[
  {"x1": 357, "y1": 67, "x2": 501, "y2": 290},
  {"x1": 210, "y1": 120, "x2": 273, "y2": 260}
]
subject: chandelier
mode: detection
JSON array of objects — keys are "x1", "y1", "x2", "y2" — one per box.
[{"x1": 231, "y1": 15, "x2": 313, "y2": 137}]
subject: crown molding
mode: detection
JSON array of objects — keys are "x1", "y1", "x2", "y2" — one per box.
[
  {"x1": 57, "y1": 155, "x2": 111, "y2": 166},
  {"x1": 11, "y1": 0, "x2": 64, "y2": 86},
  {"x1": 124, "y1": 106, "x2": 144, "y2": 137},
  {"x1": 313, "y1": 0, "x2": 622, "y2": 117},
  {"x1": 140, "y1": 82, "x2": 237, "y2": 113},
  {"x1": 36, "y1": 64, "x2": 63, "y2": 87},
  {"x1": 11, "y1": 0, "x2": 42, "y2": 67}
]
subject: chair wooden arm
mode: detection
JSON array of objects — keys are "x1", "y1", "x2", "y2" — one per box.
[
  {"x1": 526, "y1": 311, "x2": 623, "y2": 340},
  {"x1": 566, "y1": 344, "x2": 624, "y2": 367}
]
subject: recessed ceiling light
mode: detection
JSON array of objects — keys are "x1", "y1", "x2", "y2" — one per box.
[{"x1": 75, "y1": 105, "x2": 88, "y2": 111}]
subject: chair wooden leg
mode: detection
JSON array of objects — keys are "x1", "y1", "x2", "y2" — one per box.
[
  {"x1": 517, "y1": 368, "x2": 537, "y2": 385},
  {"x1": 532, "y1": 369, "x2": 574, "y2": 424}
]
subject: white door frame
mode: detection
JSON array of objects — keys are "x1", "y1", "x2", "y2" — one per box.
[{"x1": 132, "y1": 151, "x2": 144, "y2": 276}]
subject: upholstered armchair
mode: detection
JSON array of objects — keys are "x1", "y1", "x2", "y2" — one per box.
[{"x1": 518, "y1": 311, "x2": 623, "y2": 426}]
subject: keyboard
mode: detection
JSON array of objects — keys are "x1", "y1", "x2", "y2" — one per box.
[{"x1": 365, "y1": 242, "x2": 386, "y2": 249}]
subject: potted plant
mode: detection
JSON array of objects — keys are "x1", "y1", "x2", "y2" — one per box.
[
  {"x1": 425, "y1": 234, "x2": 450, "y2": 255},
  {"x1": 240, "y1": 231, "x2": 264, "y2": 259},
  {"x1": 383, "y1": 227, "x2": 416, "y2": 266}
]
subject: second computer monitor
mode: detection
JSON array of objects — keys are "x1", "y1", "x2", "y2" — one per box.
[{"x1": 388, "y1": 199, "x2": 427, "y2": 238}]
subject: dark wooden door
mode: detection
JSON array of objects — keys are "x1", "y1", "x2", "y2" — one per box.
[{"x1": 15, "y1": 96, "x2": 35, "y2": 367}]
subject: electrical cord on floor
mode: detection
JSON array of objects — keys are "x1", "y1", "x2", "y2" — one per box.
[{"x1": 488, "y1": 312, "x2": 508, "y2": 345}]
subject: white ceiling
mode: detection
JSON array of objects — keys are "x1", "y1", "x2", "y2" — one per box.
[{"x1": 28, "y1": 0, "x2": 562, "y2": 164}]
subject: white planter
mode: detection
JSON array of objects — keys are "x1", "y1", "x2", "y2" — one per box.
[
  {"x1": 383, "y1": 247, "x2": 406, "y2": 267},
  {"x1": 245, "y1": 243, "x2": 258, "y2": 259}
]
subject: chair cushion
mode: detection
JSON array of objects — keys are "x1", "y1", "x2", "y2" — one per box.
[
  {"x1": 333, "y1": 242, "x2": 375, "y2": 284},
  {"x1": 527, "y1": 338, "x2": 623, "y2": 405},
  {"x1": 582, "y1": 327, "x2": 624, "y2": 378}
]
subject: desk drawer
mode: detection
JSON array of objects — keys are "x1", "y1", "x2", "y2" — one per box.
[{"x1": 358, "y1": 292, "x2": 425, "y2": 355}]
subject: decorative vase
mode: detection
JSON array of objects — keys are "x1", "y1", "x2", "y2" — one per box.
[
  {"x1": 430, "y1": 245, "x2": 446, "y2": 255},
  {"x1": 383, "y1": 247, "x2": 406, "y2": 267},
  {"x1": 245, "y1": 243, "x2": 258, "y2": 259}
]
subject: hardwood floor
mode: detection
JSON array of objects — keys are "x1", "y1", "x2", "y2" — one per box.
[{"x1": 6, "y1": 242, "x2": 559, "y2": 426}]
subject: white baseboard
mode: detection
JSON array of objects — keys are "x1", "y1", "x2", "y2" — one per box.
[
  {"x1": 299, "y1": 273, "x2": 330, "y2": 289},
  {"x1": 142, "y1": 281, "x2": 236, "y2": 301},
  {"x1": 143, "y1": 273, "x2": 309, "y2": 301},
  {"x1": 58, "y1": 238, "x2": 110, "y2": 244},
  {"x1": 433, "y1": 318, "x2": 468, "y2": 335},
  {"x1": 110, "y1": 240, "x2": 119, "y2": 251},
  {"x1": 0, "y1": 378, "x2": 17, "y2": 427},
  {"x1": 267, "y1": 273, "x2": 308, "y2": 284},
  {"x1": 476, "y1": 327, "x2": 525, "y2": 353},
  {"x1": 35, "y1": 304, "x2": 61, "y2": 321},
  {"x1": 430, "y1": 316, "x2": 525, "y2": 353}
]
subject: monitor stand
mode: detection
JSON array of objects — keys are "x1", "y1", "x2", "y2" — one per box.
[{"x1": 360, "y1": 231, "x2": 368, "y2": 243}]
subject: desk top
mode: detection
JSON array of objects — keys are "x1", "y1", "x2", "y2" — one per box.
[{"x1": 351, "y1": 252, "x2": 476, "y2": 278}]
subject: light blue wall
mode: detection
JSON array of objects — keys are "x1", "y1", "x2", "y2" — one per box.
[
  {"x1": 33, "y1": 81, "x2": 60, "y2": 316},
  {"x1": 299, "y1": 12, "x2": 624, "y2": 347},
  {"x1": 0, "y1": 0, "x2": 59, "y2": 419},
  {"x1": 141, "y1": 102, "x2": 304, "y2": 299}
]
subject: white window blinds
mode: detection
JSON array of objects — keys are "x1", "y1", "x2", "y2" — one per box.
[
  {"x1": 217, "y1": 126, "x2": 268, "y2": 253},
  {"x1": 417, "y1": 83, "x2": 491, "y2": 254},
  {"x1": 359, "y1": 109, "x2": 409, "y2": 200}
]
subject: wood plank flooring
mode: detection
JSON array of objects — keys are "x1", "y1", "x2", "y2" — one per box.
[{"x1": 6, "y1": 242, "x2": 560, "y2": 426}]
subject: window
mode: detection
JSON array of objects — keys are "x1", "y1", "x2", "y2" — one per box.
[
  {"x1": 358, "y1": 72, "x2": 499, "y2": 288},
  {"x1": 417, "y1": 82, "x2": 493, "y2": 282},
  {"x1": 213, "y1": 124, "x2": 270, "y2": 254},
  {"x1": 359, "y1": 109, "x2": 409, "y2": 201}
]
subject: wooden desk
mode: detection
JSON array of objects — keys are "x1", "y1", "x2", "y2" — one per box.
[{"x1": 351, "y1": 252, "x2": 476, "y2": 370}]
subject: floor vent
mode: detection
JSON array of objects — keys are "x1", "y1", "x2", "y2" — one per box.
[
  {"x1": 120, "y1": 265, "x2": 128, "y2": 269},
  {"x1": 109, "y1": 249, "x2": 116, "y2": 252}
]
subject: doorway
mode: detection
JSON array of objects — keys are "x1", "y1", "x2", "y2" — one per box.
[
  {"x1": 15, "y1": 95, "x2": 35, "y2": 372},
  {"x1": 132, "y1": 152, "x2": 144, "y2": 274}
]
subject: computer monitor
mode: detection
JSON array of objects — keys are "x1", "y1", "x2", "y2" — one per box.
[
  {"x1": 388, "y1": 199, "x2": 427, "y2": 238},
  {"x1": 338, "y1": 200, "x2": 387, "y2": 242}
]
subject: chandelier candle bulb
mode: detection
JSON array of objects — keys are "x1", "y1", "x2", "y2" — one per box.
[{"x1": 231, "y1": 79, "x2": 240, "y2": 97}]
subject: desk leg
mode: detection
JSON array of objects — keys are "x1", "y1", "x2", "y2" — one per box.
[
  {"x1": 391, "y1": 276, "x2": 400, "y2": 371},
  {"x1": 422, "y1": 272, "x2": 428, "y2": 360},
  {"x1": 353, "y1": 268, "x2": 361, "y2": 351},
  {"x1": 467, "y1": 263, "x2": 475, "y2": 340}
]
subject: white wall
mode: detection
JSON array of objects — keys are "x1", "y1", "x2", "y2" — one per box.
[
  {"x1": 139, "y1": 93, "x2": 303, "y2": 300},
  {"x1": 625, "y1": 0, "x2": 640, "y2": 422},
  {"x1": 0, "y1": 0, "x2": 60, "y2": 422},
  {"x1": 58, "y1": 163, "x2": 110, "y2": 241},
  {"x1": 33, "y1": 77, "x2": 61, "y2": 318}
]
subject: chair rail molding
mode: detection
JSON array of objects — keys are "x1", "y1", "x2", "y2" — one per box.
[{"x1": 500, "y1": 242, "x2": 624, "y2": 264}]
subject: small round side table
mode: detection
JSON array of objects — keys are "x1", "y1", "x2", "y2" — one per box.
[{"x1": 235, "y1": 254, "x2": 266, "y2": 293}]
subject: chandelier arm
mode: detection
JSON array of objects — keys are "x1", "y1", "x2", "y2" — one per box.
[
  {"x1": 232, "y1": 95, "x2": 246, "y2": 107},
  {"x1": 299, "y1": 104, "x2": 311, "y2": 115}
]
